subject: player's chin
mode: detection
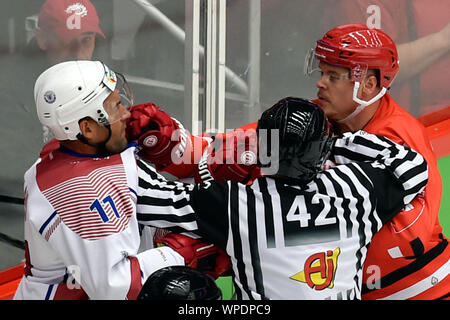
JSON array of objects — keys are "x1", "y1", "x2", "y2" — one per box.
[{"x1": 316, "y1": 99, "x2": 331, "y2": 115}]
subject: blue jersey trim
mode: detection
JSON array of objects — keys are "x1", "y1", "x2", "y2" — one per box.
[
  {"x1": 39, "y1": 211, "x2": 58, "y2": 235},
  {"x1": 45, "y1": 284, "x2": 54, "y2": 300},
  {"x1": 58, "y1": 142, "x2": 137, "y2": 158}
]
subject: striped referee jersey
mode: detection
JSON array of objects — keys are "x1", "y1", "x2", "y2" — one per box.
[{"x1": 136, "y1": 131, "x2": 428, "y2": 300}]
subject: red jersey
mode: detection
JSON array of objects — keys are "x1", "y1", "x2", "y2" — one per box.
[
  {"x1": 360, "y1": 94, "x2": 449, "y2": 300},
  {"x1": 325, "y1": 0, "x2": 450, "y2": 118}
]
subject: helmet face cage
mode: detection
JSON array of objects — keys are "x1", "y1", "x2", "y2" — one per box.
[
  {"x1": 257, "y1": 97, "x2": 334, "y2": 182},
  {"x1": 98, "y1": 67, "x2": 134, "y2": 127},
  {"x1": 305, "y1": 43, "x2": 369, "y2": 85},
  {"x1": 115, "y1": 72, "x2": 134, "y2": 109}
]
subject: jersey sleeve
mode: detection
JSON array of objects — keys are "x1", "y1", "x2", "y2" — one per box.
[
  {"x1": 332, "y1": 131, "x2": 428, "y2": 223},
  {"x1": 136, "y1": 159, "x2": 230, "y2": 249}
]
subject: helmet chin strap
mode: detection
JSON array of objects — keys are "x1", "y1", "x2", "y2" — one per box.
[
  {"x1": 76, "y1": 125, "x2": 113, "y2": 156},
  {"x1": 337, "y1": 82, "x2": 387, "y2": 123}
]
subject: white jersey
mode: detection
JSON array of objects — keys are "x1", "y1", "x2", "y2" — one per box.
[
  {"x1": 136, "y1": 131, "x2": 428, "y2": 300},
  {"x1": 14, "y1": 144, "x2": 184, "y2": 300}
]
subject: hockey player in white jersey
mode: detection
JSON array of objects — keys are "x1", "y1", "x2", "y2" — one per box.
[
  {"x1": 14, "y1": 60, "x2": 229, "y2": 300},
  {"x1": 132, "y1": 97, "x2": 429, "y2": 299}
]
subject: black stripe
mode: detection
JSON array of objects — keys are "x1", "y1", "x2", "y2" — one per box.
[
  {"x1": 347, "y1": 164, "x2": 379, "y2": 240},
  {"x1": 229, "y1": 182, "x2": 253, "y2": 299},
  {"x1": 234, "y1": 278, "x2": 243, "y2": 300},
  {"x1": 137, "y1": 160, "x2": 190, "y2": 191},
  {"x1": 410, "y1": 237, "x2": 425, "y2": 257},
  {"x1": 257, "y1": 178, "x2": 276, "y2": 248},
  {"x1": 389, "y1": 150, "x2": 417, "y2": 172},
  {"x1": 246, "y1": 185, "x2": 265, "y2": 299},
  {"x1": 137, "y1": 159, "x2": 158, "y2": 177},
  {"x1": 376, "y1": 135, "x2": 397, "y2": 147},
  {"x1": 333, "y1": 166, "x2": 367, "y2": 289},
  {"x1": 315, "y1": 174, "x2": 342, "y2": 237},
  {"x1": 398, "y1": 161, "x2": 427, "y2": 183},
  {"x1": 321, "y1": 170, "x2": 352, "y2": 238},
  {"x1": 0, "y1": 195, "x2": 24, "y2": 205},
  {"x1": 136, "y1": 212, "x2": 196, "y2": 223},
  {"x1": 346, "y1": 165, "x2": 370, "y2": 281},
  {"x1": 160, "y1": 226, "x2": 199, "y2": 235},
  {"x1": 138, "y1": 177, "x2": 188, "y2": 195},
  {"x1": 405, "y1": 179, "x2": 428, "y2": 197},
  {"x1": 0, "y1": 232, "x2": 25, "y2": 250},
  {"x1": 333, "y1": 148, "x2": 376, "y2": 163},
  {"x1": 137, "y1": 194, "x2": 190, "y2": 209},
  {"x1": 350, "y1": 164, "x2": 380, "y2": 238},
  {"x1": 362, "y1": 236, "x2": 448, "y2": 294},
  {"x1": 438, "y1": 291, "x2": 450, "y2": 300},
  {"x1": 353, "y1": 135, "x2": 388, "y2": 151}
]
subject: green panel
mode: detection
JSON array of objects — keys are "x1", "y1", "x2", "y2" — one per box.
[
  {"x1": 438, "y1": 155, "x2": 450, "y2": 237},
  {"x1": 215, "y1": 276, "x2": 235, "y2": 300}
]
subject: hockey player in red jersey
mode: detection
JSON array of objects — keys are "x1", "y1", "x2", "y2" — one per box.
[{"x1": 126, "y1": 24, "x2": 449, "y2": 300}]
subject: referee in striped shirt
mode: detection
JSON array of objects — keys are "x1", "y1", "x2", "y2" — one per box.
[{"x1": 135, "y1": 97, "x2": 428, "y2": 300}]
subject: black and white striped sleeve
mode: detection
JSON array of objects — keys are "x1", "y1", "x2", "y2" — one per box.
[
  {"x1": 331, "y1": 130, "x2": 428, "y2": 223},
  {"x1": 135, "y1": 159, "x2": 230, "y2": 247}
]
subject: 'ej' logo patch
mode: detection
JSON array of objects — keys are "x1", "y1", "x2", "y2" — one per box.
[{"x1": 290, "y1": 248, "x2": 340, "y2": 290}]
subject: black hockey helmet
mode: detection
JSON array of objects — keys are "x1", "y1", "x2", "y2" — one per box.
[
  {"x1": 137, "y1": 266, "x2": 222, "y2": 300},
  {"x1": 257, "y1": 97, "x2": 334, "y2": 183}
]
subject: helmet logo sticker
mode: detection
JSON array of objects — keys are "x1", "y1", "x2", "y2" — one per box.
[
  {"x1": 143, "y1": 135, "x2": 158, "y2": 148},
  {"x1": 240, "y1": 151, "x2": 257, "y2": 166},
  {"x1": 44, "y1": 91, "x2": 56, "y2": 104},
  {"x1": 103, "y1": 64, "x2": 117, "y2": 85},
  {"x1": 352, "y1": 64, "x2": 362, "y2": 79}
]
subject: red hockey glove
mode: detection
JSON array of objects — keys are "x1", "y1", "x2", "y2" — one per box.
[
  {"x1": 194, "y1": 129, "x2": 258, "y2": 184},
  {"x1": 126, "y1": 103, "x2": 188, "y2": 167},
  {"x1": 155, "y1": 233, "x2": 231, "y2": 280}
]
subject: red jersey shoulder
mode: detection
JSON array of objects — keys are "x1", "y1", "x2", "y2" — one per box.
[
  {"x1": 36, "y1": 150, "x2": 124, "y2": 190},
  {"x1": 365, "y1": 94, "x2": 429, "y2": 147}
]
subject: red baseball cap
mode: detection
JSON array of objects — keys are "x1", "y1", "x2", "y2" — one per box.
[{"x1": 38, "y1": 0, "x2": 105, "y2": 43}]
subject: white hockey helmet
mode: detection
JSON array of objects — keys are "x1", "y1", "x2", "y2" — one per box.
[{"x1": 34, "y1": 60, "x2": 133, "y2": 141}]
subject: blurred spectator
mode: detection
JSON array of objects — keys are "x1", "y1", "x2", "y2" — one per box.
[
  {"x1": 0, "y1": 0, "x2": 105, "y2": 199},
  {"x1": 34, "y1": 0, "x2": 105, "y2": 64},
  {"x1": 323, "y1": 0, "x2": 450, "y2": 121}
]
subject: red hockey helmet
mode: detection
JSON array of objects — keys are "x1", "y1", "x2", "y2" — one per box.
[{"x1": 305, "y1": 24, "x2": 399, "y2": 89}]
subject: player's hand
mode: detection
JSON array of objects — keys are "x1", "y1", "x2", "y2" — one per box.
[
  {"x1": 194, "y1": 129, "x2": 258, "y2": 184},
  {"x1": 155, "y1": 233, "x2": 231, "y2": 280},
  {"x1": 126, "y1": 103, "x2": 188, "y2": 166}
]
